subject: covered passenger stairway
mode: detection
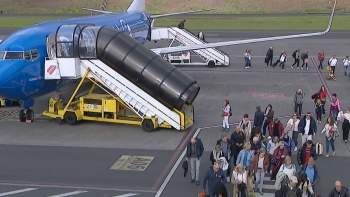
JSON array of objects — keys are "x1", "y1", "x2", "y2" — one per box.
[
  {"x1": 43, "y1": 24, "x2": 199, "y2": 131},
  {"x1": 151, "y1": 27, "x2": 230, "y2": 67}
]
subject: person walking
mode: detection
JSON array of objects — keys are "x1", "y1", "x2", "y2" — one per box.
[
  {"x1": 231, "y1": 163, "x2": 252, "y2": 197},
  {"x1": 301, "y1": 51, "x2": 309, "y2": 70},
  {"x1": 319, "y1": 86, "x2": 328, "y2": 116},
  {"x1": 330, "y1": 93, "x2": 341, "y2": 123},
  {"x1": 221, "y1": 100, "x2": 231, "y2": 132},
  {"x1": 279, "y1": 52, "x2": 287, "y2": 70},
  {"x1": 321, "y1": 116, "x2": 338, "y2": 158},
  {"x1": 268, "y1": 118, "x2": 284, "y2": 139},
  {"x1": 231, "y1": 126, "x2": 245, "y2": 166},
  {"x1": 294, "y1": 89, "x2": 304, "y2": 117},
  {"x1": 216, "y1": 135, "x2": 234, "y2": 181},
  {"x1": 198, "y1": 30, "x2": 205, "y2": 42},
  {"x1": 328, "y1": 181, "x2": 349, "y2": 197},
  {"x1": 286, "y1": 113, "x2": 300, "y2": 151},
  {"x1": 343, "y1": 56, "x2": 350, "y2": 76},
  {"x1": 278, "y1": 176, "x2": 302, "y2": 197},
  {"x1": 239, "y1": 114, "x2": 252, "y2": 142},
  {"x1": 266, "y1": 47, "x2": 273, "y2": 67},
  {"x1": 253, "y1": 106, "x2": 264, "y2": 129},
  {"x1": 298, "y1": 112, "x2": 317, "y2": 145},
  {"x1": 236, "y1": 142, "x2": 254, "y2": 172},
  {"x1": 251, "y1": 148, "x2": 270, "y2": 195},
  {"x1": 210, "y1": 145, "x2": 224, "y2": 165},
  {"x1": 267, "y1": 136, "x2": 280, "y2": 174},
  {"x1": 315, "y1": 98, "x2": 323, "y2": 123},
  {"x1": 297, "y1": 173, "x2": 315, "y2": 197},
  {"x1": 296, "y1": 140, "x2": 317, "y2": 166},
  {"x1": 342, "y1": 108, "x2": 350, "y2": 143},
  {"x1": 202, "y1": 162, "x2": 226, "y2": 197},
  {"x1": 243, "y1": 50, "x2": 249, "y2": 68},
  {"x1": 186, "y1": 137, "x2": 204, "y2": 185},
  {"x1": 177, "y1": 19, "x2": 186, "y2": 29},
  {"x1": 291, "y1": 49, "x2": 301, "y2": 69},
  {"x1": 329, "y1": 55, "x2": 338, "y2": 76},
  {"x1": 318, "y1": 51, "x2": 325, "y2": 69},
  {"x1": 262, "y1": 104, "x2": 274, "y2": 138},
  {"x1": 270, "y1": 141, "x2": 289, "y2": 180},
  {"x1": 297, "y1": 158, "x2": 320, "y2": 194}
]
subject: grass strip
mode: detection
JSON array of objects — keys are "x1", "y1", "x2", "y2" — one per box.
[{"x1": 0, "y1": 16, "x2": 349, "y2": 30}]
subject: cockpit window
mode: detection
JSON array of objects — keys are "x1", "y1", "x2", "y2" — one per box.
[
  {"x1": 5, "y1": 52, "x2": 24, "y2": 59},
  {"x1": 24, "y1": 50, "x2": 40, "y2": 61},
  {"x1": 0, "y1": 52, "x2": 4, "y2": 59}
]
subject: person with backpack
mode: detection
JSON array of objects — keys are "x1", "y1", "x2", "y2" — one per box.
[
  {"x1": 239, "y1": 114, "x2": 252, "y2": 142},
  {"x1": 276, "y1": 176, "x2": 302, "y2": 197},
  {"x1": 221, "y1": 100, "x2": 231, "y2": 132},
  {"x1": 291, "y1": 49, "x2": 301, "y2": 69},
  {"x1": 297, "y1": 173, "x2": 314, "y2": 197},
  {"x1": 301, "y1": 52, "x2": 309, "y2": 70},
  {"x1": 328, "y1": 181, "x2": 349, "y2": 197},
  {"x1": 297, "y1": 158, "x2": 320, "y2": 193},
  {"x1": 318, "y1": 51, "x2": 325, "y2": 69}
]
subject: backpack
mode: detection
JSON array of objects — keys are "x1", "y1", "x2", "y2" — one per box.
[
  {"x1": 240, "y1": 120, "x2": 249, "y2": 130},
  {"x1": 292, "y1": 50, "x2": 297, "y2": 58},
  {"x1": 229, "y1": 107, "x2": 232, "y2": 117},
  {"x1": 301, "y1": 53, "x2": 306, "y2": 59}
]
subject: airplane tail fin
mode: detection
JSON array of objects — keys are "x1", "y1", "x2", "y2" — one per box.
[{"x1": 127, "y1": 0, "x2": 145, "y2": 12}]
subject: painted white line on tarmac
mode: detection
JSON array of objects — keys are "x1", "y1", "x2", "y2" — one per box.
[
  {"x1": 47, "y1": 190, "x2": 88, "y2": 197},
  {"x1": 0, "y1": 182, "x2": 155, "y2": 193},
  {"x1": 155, "y1": 128, "x2": 201, "y2": 197},
  {"x1": 113, "y1": 193, "x2": 139, "y2": 197},
  {"x1": 0, "y1": 188, "x2": 38, "y2": 196}
]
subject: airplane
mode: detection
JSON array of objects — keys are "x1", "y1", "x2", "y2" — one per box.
[{"x1": 0, "y1": 0, "x2": 336, "y2": 121}]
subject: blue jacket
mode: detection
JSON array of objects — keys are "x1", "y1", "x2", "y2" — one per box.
[
  {"x1": 186, "y1": 138, "x2": 204, "y2": 159},
  {"x1": 254, "y1": 110, "x2": 264, "y2": 127},
  {"x1": 203, "y1": 166, "x2": 226, "y2": 192},
  {"x1": 299, "y1": 116, "x2": 317, "y2": 135},
  {"x1": 236, "y1": 149, "x2": 254, "y2": 167}
]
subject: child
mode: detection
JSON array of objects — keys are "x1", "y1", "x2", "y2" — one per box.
[{"x1": 315, "y1": 99, "x2": 323, "y2": 123}]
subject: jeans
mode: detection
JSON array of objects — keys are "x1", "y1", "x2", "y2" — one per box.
[
  {"x1": 331, "y1": 108, "x2": 339, "y2": 122},
  {"x1": 190, "y1": 157, "x2": 201, "y2": 181},
  {"x1": 321, "y1": 101, "x2": 326, "y2": 115},
  {"x1": 319, "y1": 59, "x2": 324, "y2": 69},
  {"x1": 244, "y1": 57, "x2": 248, "y2": 67},
  {"x1": 344, "y1": 66, "x2": 348, "y2": 75},
  {"x1": 255, "y1": 168, "x2": 265, "y2": 192},
  {"x1": 326, "y1": 136, "x2": 335, "y2": 154},
  {"x1": 316, "y1": 110, "x2": 322, "y2": 121},
  {"x1": 331, "y1": 66, "x2": 336, "y2": 75},
  {"x1": 209, "y1": 190, "x2": 216, "y2": 197},
  {"x1": 294, "y1": 103, "x2": 302, "y2": 117},
  {"x1": 293, "y1": 131, "x2": 299, "y2": 147},
  {"x1": 263, "y1": 120, "x2": 271, "y2": 136},
  {"x1": 280, "y1": 62, "x2": 285, "y2": 69}
]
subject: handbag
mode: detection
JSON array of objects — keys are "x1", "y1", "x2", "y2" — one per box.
[{"x1": 271, "y1": 158, "x2": 280, "y2": 166}]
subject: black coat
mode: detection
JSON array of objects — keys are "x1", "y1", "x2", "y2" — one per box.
[
  {"x1": 254, "y1": 110, "x2": 264, "y2": 127},
  {"x1": 297, "y1": 142, "x2": 317, "y2": 165}
]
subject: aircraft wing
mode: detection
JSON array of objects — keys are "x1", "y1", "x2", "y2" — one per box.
[
  {"x1": 151, "y1": 1, "x2": 336, "y2": 55},
  {"x1": 82, "y1": 8, "x2": 113, "y2": 14},
  {"x1": 150, "y1": 9, "x2": 215, "y2": 19}
]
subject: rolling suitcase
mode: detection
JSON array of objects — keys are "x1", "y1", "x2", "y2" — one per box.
[{"x1": 316, "y1": 142, "x2": 324, "y2": 155}]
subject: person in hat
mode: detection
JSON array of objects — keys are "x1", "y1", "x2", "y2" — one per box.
[{"x1": 279, "y1": 176, "x2": 302, "y2": 197}]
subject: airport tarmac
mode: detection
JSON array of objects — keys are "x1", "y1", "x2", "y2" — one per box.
[{"x1": 0, "y1": 29, "x2": 349, "y2": 196}]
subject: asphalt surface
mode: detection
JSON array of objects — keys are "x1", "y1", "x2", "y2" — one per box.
[{"x1": 0, "y1": 28, "x2": 350, "y2": 197}]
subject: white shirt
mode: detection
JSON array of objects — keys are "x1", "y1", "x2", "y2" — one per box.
[
  {"x1": 287, "y1": 118, "x2": 300, "y2": 131},
  {"x1": 330, "y1": 58, "x2": 338, "y2": 67},
  {"x1": 344, "y1": 113, "x2": 350, "y2": 121},
  {"x1": 343, "y1": 59, "x2": 350, "y2": 66},
  {"x1": 199, "y1": 32, "x2": 203, "y2": 39},
  {"x1": 258, "y1": 156, "x2": 264, "y2": 169},
  {"x1": 304, "y1": 119, "x2": 310, "y2": 135}
]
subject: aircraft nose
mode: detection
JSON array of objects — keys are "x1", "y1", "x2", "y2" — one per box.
[{"x1": 0, "y1": 60, "x2": 23, "y2": 98}]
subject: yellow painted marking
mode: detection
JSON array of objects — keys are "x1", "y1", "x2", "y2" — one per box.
[{"x1": 110, "y1": 155, "x2": 154, "y2": 171}]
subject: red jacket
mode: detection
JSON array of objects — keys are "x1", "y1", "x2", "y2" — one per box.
[
  {"x1": 268, "y1": 121, "x2": 284, "y2": 137},
  {"x1": 318, "y1": 53, "x2": 324, "y2": 60},
  {"x1": 273, "y1": 147, "x2": 290, "y2": 160},
  {"x1": 319, "y1": 90, "x2": 327, "y2": 100}
]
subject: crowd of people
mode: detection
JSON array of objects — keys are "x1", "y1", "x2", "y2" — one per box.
[
  {"x1": 186, "y1": 87, "x2": 350, "y2": 197},
  {"x1": 244, "y1": 47, "x2": 350, "y2": 77}
]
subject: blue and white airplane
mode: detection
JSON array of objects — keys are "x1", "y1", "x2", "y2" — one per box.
[{"x1": 0, "y1": 0, "x2": 336, "y2": 120}]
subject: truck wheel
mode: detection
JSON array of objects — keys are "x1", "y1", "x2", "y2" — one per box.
[
  {"x1": 65, "y1": 112, "x2": 77, "y2": 125},
  {"x1": 19, "y1": 109, "x2": 25, "y2": 122},
  {"x1": 142, "y1": 119, "x2": 154, "y2": 132}
]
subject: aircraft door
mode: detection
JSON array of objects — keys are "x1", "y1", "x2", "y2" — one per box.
[{"x1": 46, "y1": 34, "x2": 57, "y2": 60}]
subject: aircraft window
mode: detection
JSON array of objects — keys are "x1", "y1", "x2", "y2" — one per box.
[
  {"x1": 4, "y1": 52, "x2": 24, "y2": 60},
  {"x1": 24, "y1": 51, "x2": 31, "y2": 60},
  {"x1": 0, "y1": 52, "x2": 4, "y2": 59},
  {"x1": 31, "y1": 50, "x2": 39, "y2": 60}
]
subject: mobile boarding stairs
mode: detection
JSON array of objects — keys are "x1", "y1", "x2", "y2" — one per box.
[
  {"x1": 43, "y1": 24, "x2": 195, "y2": 132},
  {"x1": 151, "y1": 27, "x2": 230, "y2": 67}
]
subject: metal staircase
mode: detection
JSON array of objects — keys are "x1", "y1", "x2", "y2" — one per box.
[
  {"x1": 44, "y1": 58, "x2": 192, "y2": 130},
  {"x1": 151, "y1": 27, "x2": 230, "y2": 66}
]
